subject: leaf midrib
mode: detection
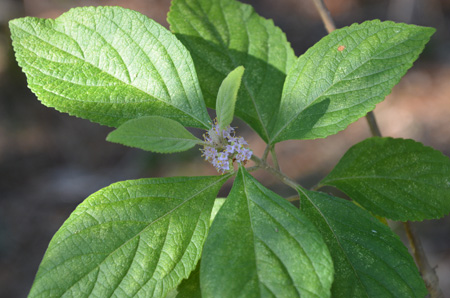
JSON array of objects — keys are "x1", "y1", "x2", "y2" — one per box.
[{"x1": 119, "y1": 135, "x2": 199, "y2": 142}]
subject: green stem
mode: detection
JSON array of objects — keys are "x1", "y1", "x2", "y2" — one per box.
[
  {"x1": 246, "y1": 165, "x2": 259, "y2": 172},
  {"x1": 310, "y1": 183, "x2": 322, "y2": 191},
  {"x1": 311, "y1": 0, "x2": 336, "y2": 32},
  {"x1": 286, "y1": 195, "x2": 300, "y2": 202},
  {"x1": 262, "y1": 144, "x2": 271, "y2": 161},
  {"x1": 366, "y1": 111, "x2": 382, "y2": 137},
  {"x1": 270, "y1": 145, "x2": 280, "y2": 170},
  {"x1": 251, "y1": 155, "x2": 300, "y2": 190}
]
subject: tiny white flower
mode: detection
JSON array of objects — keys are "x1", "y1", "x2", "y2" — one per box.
[{"x1": 200, "y1": 119, "x2": 252, "y2": 173}]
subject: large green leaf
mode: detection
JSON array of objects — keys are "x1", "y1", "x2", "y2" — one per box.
[
  {"x1": 201, "y1": 168, "x2": 333, "y2": 297},
  {"x1": 319, "y1": 137, "x2": 450, "y2": 221},
  {"x1": 271, "y1": 20, "x2": 435, "y2": 143},
  {"x1": 168, "y1": 0, "x2": 296, "y2": 142},
  {"x1": 10, "y1": 6, "x2": 210, "y2": 129},
  {"x1": 298, "y1": 188, "x2": 427, "y2": 297},
  {"x1": 106, "y1": 116, "x2": 202, "y2": 153},
  {"x1": 29, "y1": 176, "x2": 228, "y2": 298}
]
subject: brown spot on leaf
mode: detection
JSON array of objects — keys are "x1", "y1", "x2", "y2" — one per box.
[{"x1": 338, "y1": 45, "x2": 345, "y2": 52}]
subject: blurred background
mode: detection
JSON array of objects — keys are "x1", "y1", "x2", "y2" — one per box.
[{"x1": 0, "y1": 0, "x2": 449, "y2": 296}]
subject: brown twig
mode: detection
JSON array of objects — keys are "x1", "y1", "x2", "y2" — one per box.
[
  {"x1": 311, "y1": 0, "x2": 336, "y2": 32},
  {"x1": 311, "y1": 1, "x2": 443, "y2": 296},
  {"x1": 404, "y1": 222, "x2": 444, "y2": 298}
]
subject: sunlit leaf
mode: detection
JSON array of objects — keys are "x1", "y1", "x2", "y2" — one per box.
[
  {"x1": 10, "y1": 6, "x2": 210, "y2": 129},
  {"x1": 107, "y1": 116, "x2": 202, "y2": 153},
  {"x1": 29, "y1": 176, "x2": 228, "y2": 298},
  {"x1": 216, "y1": 66, "x2": 244, "y2": 130},
  {"x1": 271, "y1": 20, "x2": 435, "y2": 143}
]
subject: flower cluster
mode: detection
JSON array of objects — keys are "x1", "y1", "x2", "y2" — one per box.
[{"x1": 201, "y1": 120, "x2": 252, "y2": 173}]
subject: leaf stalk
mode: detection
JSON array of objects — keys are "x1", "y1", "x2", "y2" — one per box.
[{"x1": 251, "y1": 155, "x2": 299, "y2": 190}]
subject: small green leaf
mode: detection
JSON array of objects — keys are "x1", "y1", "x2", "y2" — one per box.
[
  {"x1": 29, "y1": 176, "x2": 228, "y2": 298},
  {"x1": 320, "y1": 137, "x2": 450, "y2": 221},
  {"x1": 271, "y1": 20, "x2": 435, "y2": 143},
  {"x1": 201, "y1": 168, "x2": 333, "y2": 297},
  {"x1": 106, "y1": 116, "x2": 202, "y2": 153},
  {"x1": 298, "y1": 188, "x2": 427, "y2": 298},
  {"x1": 10, "y1": 6, "x2": 210, "y2": 129},
  {"x1": 168, "y1": 0, "x2": 296, "y2": 142},
  {"x1": 216, "y1": 66, "x2": 245, "y2": 130}
]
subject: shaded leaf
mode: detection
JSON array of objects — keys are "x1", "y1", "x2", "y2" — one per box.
[
  {"x1": 176, "y1": 262, "x2": 202, "y2": 298},
  {"x1": 10, "y1": 6, "x2": 210, "y2": 129},
  {"x1": 298, "y1": 188, "x2": 427, "y2": 298},
  {"x1": 320, "y1": 137, "x2": 450, "y2": 221}
]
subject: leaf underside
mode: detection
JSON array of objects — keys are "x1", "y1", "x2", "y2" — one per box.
[{"x1": 10, "y1": 6, "x2": 210, "y2": 129}]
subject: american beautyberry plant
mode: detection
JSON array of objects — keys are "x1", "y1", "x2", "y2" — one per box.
[{"x1": 9, "y1": 0, "x2": 450, "y2": 297}]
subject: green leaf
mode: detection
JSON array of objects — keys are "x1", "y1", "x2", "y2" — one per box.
[
  {"x1": 106, "y1": 116, "x2": 202, "y2": 153},
  {"x1": 271, "y1": 20, "x2": 435, "y2": 143},
  {"x1": 210, "y1": 198, "x2": 226, "y2": 225},
  {"x1": 298, "y1": 188, "x2": 427, "y2": 298},
  {"x1": 29, "y1": 176, "x2": 228, "y2": 298},
  {"x1": 319, "y1": 137, "x2": 450, "y2": 221},
  {"x1": 10, "y1": 6, "x2": 210, "y2": 129},
  {"x1": 216, "y1": 66, "x2": 245, "y2": 130},
  {"x1": 168, "y1": 0, "x2": 296, "y2": 142},
  {"x1": 201, "y1": 168, "x2": 333, "y2": 297},
  {"x1": 176, "y1": 262, "x2": 202, "y2": 298}
]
